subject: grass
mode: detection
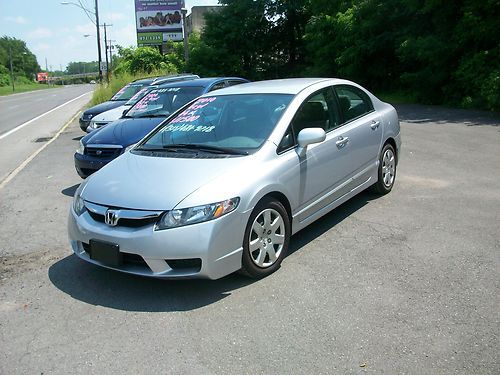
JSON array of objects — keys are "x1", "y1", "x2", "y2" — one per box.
[{"x1": 0, "y1": 83, "x2": 60, "y2": 96}]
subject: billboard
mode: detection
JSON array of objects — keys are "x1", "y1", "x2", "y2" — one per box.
[
  {"x1": 37, "y1": 72, "x2": 49, "y2": 82},
  {"x1": 135, "y1": 0, "x2": 185, "y2": 46}
]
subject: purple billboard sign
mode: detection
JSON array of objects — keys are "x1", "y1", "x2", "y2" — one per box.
[{"x1": 135, "y1": 0, "x2": 185, "y2": 33}]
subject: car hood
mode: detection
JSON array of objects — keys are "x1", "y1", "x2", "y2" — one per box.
[
  {"x1": 82, "y1": 151, "x2": 249, "y2": 210},
  {"x1": 83, "y1": 100, "x2": 126, "y2": 116},
  {"x1": 82, "y1": 116, "x2": 166, "y2": 147},
  {"x1": 91, "y1": 105, "x2": 130, "y2": 122}
]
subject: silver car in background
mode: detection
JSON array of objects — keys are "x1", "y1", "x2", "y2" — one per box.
[{"x1": 68, "y1": 78, "x2": 401, "y2": 280}]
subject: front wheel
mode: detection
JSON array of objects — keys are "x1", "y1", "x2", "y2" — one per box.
[
  {"x1": 371, "y1": 143, "x2": 397, "y2": 195},
  {"x1": 241, "y1": 198, "x2": 290, "y2": 278}
]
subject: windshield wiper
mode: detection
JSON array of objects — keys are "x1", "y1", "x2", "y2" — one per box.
[{"x1": 162, "y1": 144, "x2": 248, "y2": 155}]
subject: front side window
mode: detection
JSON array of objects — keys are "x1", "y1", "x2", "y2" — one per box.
[
  {"x1": 290, "y1": 88, "x2": 340, "y2": 137},
  {"x1": 126, "y1": 87, "x2": 204, "y2": 118},
  {"x1": 138, "y1": 94, "x2": 293, "y2": 153},
  {"x1": 334, "y1": 85, "x2": 374, "y2": 123}
]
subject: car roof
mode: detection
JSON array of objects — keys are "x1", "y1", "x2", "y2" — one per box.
[
  {"x1": 204, "y1": 78, "x2": 351, "y2": 95},
  {"x1": 131, "y1": 74, "x2": 200, "y2": 86},
  {"x1": 155, "y1": 77, "x2": 248, "y2": 89}
]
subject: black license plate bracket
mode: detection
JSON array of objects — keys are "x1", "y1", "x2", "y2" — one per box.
[{"x1": 89, "y1": 239, "x2": 122, "y2": 267}]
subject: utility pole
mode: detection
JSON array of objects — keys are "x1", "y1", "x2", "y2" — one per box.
[
  {"x1": 95, "y1": 0, "x2": 103, "y2": 83},
  {"x1": 108, "y1": 39, "x2": 116, "y2": 72},
  {"x1": 8, "y1": 47, "x2": 15, "y2": 92},
  {"x1": 181, "y1": 8, "x2": 189, "y2": 63},
  {"x1": 102, "y1": 23, "x2": 113, "y2": 82},
  {"x1": 45, "y1": 57, "x2": 49, "y2": 85}
]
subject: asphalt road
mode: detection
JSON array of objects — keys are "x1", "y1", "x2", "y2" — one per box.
[
  {"x1": 0, "y1": 103, "x2": 498, "y2": 374},
  {"x1": 0, "y1": 84, "x2": 92, "y2": 184},
  {"x1": 0, "y1": 84, "x2": 92, "y2": 136}
]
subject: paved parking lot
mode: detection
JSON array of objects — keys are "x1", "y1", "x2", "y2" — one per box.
[{"x1": 0, "y1": 104, "x2": 498, "y2": 374}]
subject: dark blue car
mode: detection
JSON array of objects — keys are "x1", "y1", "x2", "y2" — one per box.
[
  {"x1": 78, "y1": 74, "x2": 199, "y2": 131},
  {"x1": 74, "y1": 77, "x2": 249, "y2": 178}
]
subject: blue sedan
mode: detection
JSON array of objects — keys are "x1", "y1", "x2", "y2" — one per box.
[{"x1": 74, "y1": 77, "x2": 249, "y2": 178}]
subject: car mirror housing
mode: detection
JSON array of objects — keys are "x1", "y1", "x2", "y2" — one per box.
[{"x1": 297, "y1": 128, "x2": 326, "y2": 157}]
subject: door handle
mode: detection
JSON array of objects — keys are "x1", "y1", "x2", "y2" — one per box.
[
  {"x1": 336, "y1": 136, "x2": 349, "y2": 149},
  {"x1": 370, "y1": 120, "x2": 380, "y2": 130}
]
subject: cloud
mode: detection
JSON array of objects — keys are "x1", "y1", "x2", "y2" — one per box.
[
  {"x1": 113, "y1": 26, "x2": 137, "y2": 48},
  {"x1": 103, "y1": 12, "x2": 127, "y2": 22},
  {"x1": 75, "y1": 23, "x2": 96, "y2": 35},
  {"x1": 32, "y1": 43, "x2": 50, "y2": 52},
  {"x1": 5, "y1": 16, "x2": 27, "y2": 24},
  {"x1": 26, "y1": 28, "x2": 53, "y2": 39}
]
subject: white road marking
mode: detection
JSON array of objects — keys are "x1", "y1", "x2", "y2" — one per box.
[
  {"x1": 0, "y1": 91, "x2": 91, "y2": 140},
  {"x1": 8, "y1": 105, "x2": 20, "y2": 110},
  {"x1": 0, "y1": 110, "x2": 81, "y2": 190}
]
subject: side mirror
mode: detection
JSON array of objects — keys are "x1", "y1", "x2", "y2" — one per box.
[{"x1": 297, "y1": 128, "x2": 326, "y2": 157}]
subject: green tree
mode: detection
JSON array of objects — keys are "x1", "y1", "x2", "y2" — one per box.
[
  {"x1": 66, "y1": 61, "x2": 99, "y2": 75},
  {"x1": 0, "y1": 36, "x2": 40, "y2": 86},
  {"x1": 113, "y1": 46, "x2": 178, "y2": 75}
]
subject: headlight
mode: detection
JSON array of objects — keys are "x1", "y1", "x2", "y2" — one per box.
[
  {"x1": 155, "y1": 197, "x2": 240, "y2": 230},
  {"x1": 76, "y1": 140, "x2": 84, "y2": 154},
  {"x1": 72, "y1": 181, "x2": 87, "y2": 216}
]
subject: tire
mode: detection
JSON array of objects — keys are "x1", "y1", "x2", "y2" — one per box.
[
  {"x1": 371, "y1": 143, "x2": 397, "y2": 195},
  {"x1": 241, "y1": 198, "x2": 291, "y2": 278}
]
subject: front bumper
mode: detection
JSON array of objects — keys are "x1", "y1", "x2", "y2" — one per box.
[
  {"x1": 79, "y1": 118, "x2": 91, "y2": 132},
  {"x1": 74, "y1": 153, "x2": 115, "y2": 178},
  {"x1": 68, "y1": 205, "x2": 249, "y2": 280}
]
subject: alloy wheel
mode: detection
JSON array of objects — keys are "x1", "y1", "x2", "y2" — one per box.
[
  {"x1": 248, "y1": 208, "x2": 285, "y2": 268},
  {"x1": 382, "y1": 148, "x2": 396, "y2": 187}
]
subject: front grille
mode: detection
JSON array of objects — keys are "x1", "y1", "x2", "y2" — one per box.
[
  {"x1": 85, "y1": 147, "x2": 122, "y2": 158},
  {"x1": 88, "y1": 211, "x2": 159, "y2": 228}
]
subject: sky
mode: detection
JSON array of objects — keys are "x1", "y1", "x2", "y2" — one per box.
[{"x1": 0, "y1": 0, "x2": 219, "y2": 71}]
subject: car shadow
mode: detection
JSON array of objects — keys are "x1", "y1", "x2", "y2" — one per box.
[
  {"x1": 72, "y1": 136, "x2": 84, "y2": 141},
  {"x1": 61, "y1": 183, "x2": 80, "y2": 197},
  {"x1": 48, "y1": 190, "x2": 379, "y2": 312},
  {"x1": 287, "y1": 190, "x2": 377, "y2": 256},
  {"x1": 48, "y1": 256, "x2": 255, "y2": 312}
]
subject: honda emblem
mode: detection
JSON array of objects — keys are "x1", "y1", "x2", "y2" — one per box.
[{"x1": 104, "y1": 209, "x2": 119, "y2": 226}]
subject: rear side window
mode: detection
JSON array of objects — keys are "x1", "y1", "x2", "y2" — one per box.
[
  {"x1": 208, "y1": 82, "x2": 226, "y2": 92},
  {"x1": 334, "y1": 85, "x2": 374, "y2": 123},
  {"x1": 227, "y1": 80, "x2": 246, "y2": 87}
]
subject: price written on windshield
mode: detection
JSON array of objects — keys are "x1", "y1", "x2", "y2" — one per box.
[{"x1": 170, "y1": 97, "x2": 217, "y2": 124}]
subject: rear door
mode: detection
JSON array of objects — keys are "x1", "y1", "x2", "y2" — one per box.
[{"x1": 332, "y1": 85, "x2": 382, "y2": 181}]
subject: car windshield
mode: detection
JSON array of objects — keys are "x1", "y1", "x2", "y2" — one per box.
[
  {"x1": 126, "y1": 86, "x2": 204, "y2": 118},
  {"x1": 137, "y1": 93, "x2": 293, "y2": 152},
  {"x1": 124, "y1": 87, "x2": 152, "y2": 106},
  {"x1": 111, "y1": 83, "x2": 148, "y2": 101}
]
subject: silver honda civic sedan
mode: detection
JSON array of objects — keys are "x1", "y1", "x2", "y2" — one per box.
[{"x1": 68, "y1": 78, "x2": 401, "y2": 279}]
